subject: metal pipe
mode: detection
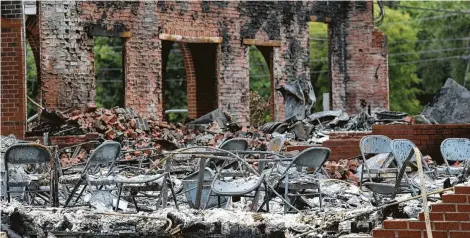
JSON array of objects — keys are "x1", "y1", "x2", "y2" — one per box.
[
  {"x1": 165, "y1": 109, "x2": 188, "y2": 114},
  {"x1": 27, "y1": 113, "x2": 38, "y2": 123}
]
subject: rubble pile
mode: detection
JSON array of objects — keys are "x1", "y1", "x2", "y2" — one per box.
[
  {"x1": 323, "y1": 159, "x2": 361, "y2": 184},
  {"x1": 421, "y1": 78, "x2": 470, "y2": 124}
]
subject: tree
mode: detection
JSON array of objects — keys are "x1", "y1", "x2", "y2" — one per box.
[
  {"x1": 26, "y1": 43, "x2": 38, "y2": 117},
  {"x1": 379, "y1": 6, "x2": 423, "y2": 114},
  {"x1": 248, "y1": 45, "x2": 271, "y2": 100},
  {"x1": 309, "y1": 22, "x2": 329, "y2": 112},
  {"x1": 163, "y1": 43, "x2": 188, "y2": 122},
  {"x1": 94, "y1": 36, "x2": 125, "y2": 109},
  {"x1": 390, "y1": 1, "x2": 470, "y2": 105}
]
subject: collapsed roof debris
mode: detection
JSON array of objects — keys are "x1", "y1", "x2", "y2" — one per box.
[{"x1": 421, "y1": 78, "x2": 470, "y2": 124}]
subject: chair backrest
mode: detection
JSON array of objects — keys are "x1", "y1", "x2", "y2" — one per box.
[
  {"x1": 288, "y1": 147, "x2": 331, "y2": 172},
  {"x1": 83, "y1": 141, "x2": 121, "y2": 170},
  {"x1": 360, "y1": 135, "x2": 392, "y2": 155},
  {"x1": 218, "y1": 138, "x2": 248, "y2": 151},
  {"x1": 441, "y1": 138, "x2": 470, "y2": 162},
  {"x1": 4, "y1": 143, "x2": 52, "y2": 165},
  {"x1": 391, "y1": 139, "x2": 430, "y2": 170},
  {"x1": 267, "y1": 136, "x2": 286, "y2": 153}
]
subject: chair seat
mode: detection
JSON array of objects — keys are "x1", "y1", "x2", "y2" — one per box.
[
  {"x1": 278, "y1": 176, "x2": 320, "y2": 190},
  {"x1": 363, "y1": 182, "x2": 412, "y2": 195},
  {"x1": 59, "y1": 174, "x2": 82, "y2": 184},
  {"x1": 212, "y1": 175, "x2": 265, "y2": 196},
  {"x1": 436, "y1": 166, "x2": 464, "y2": 175},
  {"x1": 116, "y1": 174, "x2": 166, "y2": 185}
]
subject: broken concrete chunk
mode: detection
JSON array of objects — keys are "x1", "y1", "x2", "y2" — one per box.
[{"x1": 421, "y1": 78, "x2": 470, "y2": 124}]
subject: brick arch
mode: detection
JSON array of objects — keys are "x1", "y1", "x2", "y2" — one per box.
[
  {"x1": 177, "y1": 42, "x2": 197, "y2": 119},
  {"x1": 25, "y1": 15, "x2": 40, "y2": 89}
]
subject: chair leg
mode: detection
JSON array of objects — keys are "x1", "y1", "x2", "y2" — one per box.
[
  {"x1": 168, "y1": 179, "x2": 179, "y2": 210},
  {"x1": 360, "y1": 161, "x2": 365, "y2": 190},
  {"x1": 132, "y1": 194, "x2": 139, "y2": 212},
  {"x1": 64, "y1": 181, "x2": 83, "y2": 208},
  {"x1": 318, "y1": 186, "x2": 322, "y2": 211},
  {"x1": 284, "y1": 176, "x2": 289, "y2": 214},
  {"x1": 115, "y1": 185, "x2": 122, "y2": 212},
  {"x1": 73, "y1": 184, "x2": 88, "y2": 206},
  {"x1": 203, "y1": 190, "x2": 213, "y2": 210}
]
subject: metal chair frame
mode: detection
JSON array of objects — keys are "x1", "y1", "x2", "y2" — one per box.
[
  {"x1": 359, "y1": 135, "x2": 393, "y2": 189},
  {"x1": 440, "y1": 138, "x2": 470, "y2": 175},
  {"x1": 4, "y1": 143, "x2": 59, "y2": 206}
]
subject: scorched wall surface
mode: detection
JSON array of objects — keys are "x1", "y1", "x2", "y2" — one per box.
[{"x1": 1, "y1": 1, "x2": 389, "y2": 137}]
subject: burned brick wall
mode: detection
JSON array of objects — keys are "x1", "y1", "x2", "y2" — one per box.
[
  {"x1": 1, "y1": 1, "x2": 26, "y2": 138},
  {"x1": 39, "y1": 1, "x2": 95, "y2": 110},
  {"x1": 328, "y1": 1, "x2": 389, "y2": 115},
  {"x1": 35, "y1": 1, "x2": 388, "y2": 126}
]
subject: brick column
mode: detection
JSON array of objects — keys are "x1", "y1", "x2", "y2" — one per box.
[{"x1": 1, "y1": 1, "x2": 26, "y2": 138}]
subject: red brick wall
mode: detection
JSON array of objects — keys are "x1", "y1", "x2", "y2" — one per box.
[
  {"x1": 329, "y1": 2, "x2": 389, "y2": 115},
  {"x1": 1, "y1": 1, "x2": 26, "y2": 138},
  {"x1": 36, "y1": 1, "x2": 385, "y2": 126},
  {"x1": 373, "y1": 185, "x2": 470, "y2": 238},
  {"x1": 373, "y1": 124, "x2": 470, "y2": 164},
  {"x1": 323, "y1": 131, "x2": 372, "y2": 161},
  {"x1": 179, "y1": 42, "x2": 197, "y2": 119}
]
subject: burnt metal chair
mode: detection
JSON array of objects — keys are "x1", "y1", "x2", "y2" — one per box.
[
  {"x1": 440, "y1": 138, "x2": 470, "y2": 175},
  {"x1": 392, "y1": 139, "x2": 436, "y2": 179},
  {"x1": 276, "y1": 147, "x2": 331, "y2": 213},
  {"x1": 181, "y1": 167, "x2": 228, "y2": 209},
  {"x1": 63, "y1": 141, "x2": 121, "y2": 208},
  {"x1": 207, "y1": 138, "x2": 249, "y2": 171},
  {"x1": 203, "y1": 151, "x2": 267, "y2": 211},
  {"x1": 4, "y1": 143, "x2": 59, "y2": 206},
  {"x1": 359, "y1": 135, "x2": 394, "y2": 189},
  {"x1": 363, "y1": 139, "x2": 422, "y2": 202}
]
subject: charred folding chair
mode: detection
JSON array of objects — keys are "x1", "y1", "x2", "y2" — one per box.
[
  {"x1": 276, "y1": 147, "x2": 331, "y2": 213},
  {"x1": 113, "y1": 162, "x2": 179, "y2": 212},
  {"x1": 440, "y1": 138, "x2": 470, "y2": 176},
  {"x1": 392, "y1": 139, "x2": 437, "y2": 180},
  {"x1": 363, "y1": 139, "x2": 422, "y2": 203},
  {"x1": 56, "y1": 141, "x2": 100, "y2": 201},
  {"x1": 359, "y1": 135, "x2": 394, "y2": 189},
  {"x1": 4, "y1": 143, "x2": 59, "y2": 206},
  {"x1": 63, "y1": 141, "x2": 121, "y2": 208},
  {"x1": 203, "y1": 150, "x2": 266, "y2": 211},
  {"x1": 207, "y1": 138, "x2": 249, "y2": 171}
]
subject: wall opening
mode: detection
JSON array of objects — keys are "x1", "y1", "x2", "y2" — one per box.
[
  {"x1": 187, "y1": 43, "x2": 218, "y2": 118},
  {"x1": 93, "y1": 36, "x2": 125, "y2": 108},
  {"x1": 248, "y1": 45, "x2": 274, "y2": 126},
  {"x1": 309, "y1": 22, "x2": 329, "y2": 111},
  {"x1": 26, "y1": 42, "x2": 38, "y2": 118},
  {"x1": 161, "y1": 41, "x2": 188, "y2": 123}
]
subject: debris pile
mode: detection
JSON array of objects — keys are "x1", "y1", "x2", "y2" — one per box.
[
  {"x1": 323, "y1": 159, "x2": 361, "y2": 184},
  {"x1": 421, "y1": 78, "x2": 470, "y2": 124}
]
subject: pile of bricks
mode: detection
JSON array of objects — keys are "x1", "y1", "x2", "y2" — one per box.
[
  {"x1": 67, "y1": 104, "x2": 156, "y2": 140},
  {"x1": 372, "y1": 185, "x2": 470, "y2": 238}
]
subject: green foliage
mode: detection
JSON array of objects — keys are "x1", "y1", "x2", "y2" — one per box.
[
  {"x1": 163, "y1": 43, "x2": 188, "y2": 123},
  {"x1": 379, "y1": 6, "x2": 423, "y2": 114},
  {"x1": 248, "y1": 46, "x2": 271, "y2": 100},
  {"x1": 94, "y1": 36, "x2": 124, "y2": 109},
  {"x1": 249, "y1": 91, "x2": 271, "y2": 127},
  {"x1": 309, "y1": 22, "x2": 329, "y2": 112},
  {"x1": 26, "y1": 43, "x2": 38, "y2": 117},
  {"x1": 391, "y1": 1, "x2": 470, "y2": 104}
]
